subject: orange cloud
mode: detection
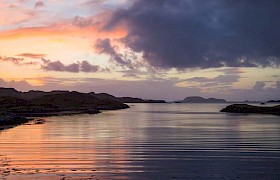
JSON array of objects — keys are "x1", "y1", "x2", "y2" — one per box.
[
  {"x1": 0, "y1": 11, "x2": 127, "y2": 40},
  {"x1": 16, "y1": 53, "x2": 46, "y2": 59}
]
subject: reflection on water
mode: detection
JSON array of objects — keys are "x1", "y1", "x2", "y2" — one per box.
[{"x1": 1, "y1": 103, "x2": 280, "y2": 179}]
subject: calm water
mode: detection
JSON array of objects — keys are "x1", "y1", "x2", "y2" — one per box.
[{"x1": 1, "y1": 103, "x2": 280, "y2": 179}]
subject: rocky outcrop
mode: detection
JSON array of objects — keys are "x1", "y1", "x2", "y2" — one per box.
[
  {"x1": 181, "y1": 96, "x2": 227, "y2": 103},
  {"x1": 0, "y1": 112, "x2": 30, "y2": 127},
  {"x1": 221, "y1": 104, "x2": 280, "y2": 115},
  {"x1": 0, "y1": 89, "x2": 129, "y2": 118}
]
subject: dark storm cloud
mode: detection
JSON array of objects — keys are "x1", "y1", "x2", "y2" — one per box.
[
  {"x1": 105, "y1": 0, "x2": 280, "y2": 69},
  {"x1": 41, "y1": 58, "x2": 100, "y2": 73}
]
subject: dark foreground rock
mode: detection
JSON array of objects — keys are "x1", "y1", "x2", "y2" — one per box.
[
  {"x1": 221, "y1": 104, "x2": 280, "y2": 115},
  {"x1": 0, "y1": 112, "x2": 30, "y2": 130}
]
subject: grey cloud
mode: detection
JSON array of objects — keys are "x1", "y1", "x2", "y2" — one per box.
[
  {"x1": 182, "y1": 74, "x2": 240, "y2": 86},
  {"x1": 276, "y1": 81, "x2": 280, "y2": 89},
  {"x1": 41, "y1": 59, "x2": 100, "y2": 73},
  {"x1": 253, "y1": 81, "x2": 266, "y2": 90},
  {"x1": 0, "y1": 56, "x2": 24, "y2": 64},
  {"x1": 105, "y1": 0, "x2": 280, "y2": 69},
  {"x1": 34, "y1": 1, "x2": 44, "y2": 9},
  {"x1": 122, "y1": 73, "x2": 140, "y2": 78},
  {"x1": 95, "y1": 38, "x2": 134, "y2": 69},
  {"x1": 80, "y1": 61, "x2": 100, "y2": 72},
  {"x1": 80, "y1": 0, "x2": 104, "y2": 7},
  {"x1": 215, "y1": 68, "x2": 245, "y2": 75},
  {"x1": 0, "y1": 56, "x2": 38, "y2": 66},
  {"x1": 72, "y1": 16, "x2": 95, "y2": 28}
]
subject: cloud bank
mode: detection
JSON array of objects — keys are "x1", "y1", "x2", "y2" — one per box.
[
  {"x1": 41, "y1": 59, "x2": 100, "y2": 73},
  {"x1": 105, "y1": 0, "x2": 280, "y2": 69}
]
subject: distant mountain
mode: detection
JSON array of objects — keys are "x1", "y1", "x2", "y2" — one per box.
[{"x1": 181, "y1": 96, "x2": 227, "y2": 103}]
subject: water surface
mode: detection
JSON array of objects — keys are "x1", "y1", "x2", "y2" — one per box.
[{"x1": 1, "y1": 104, "x2": 280, "y2": 179}]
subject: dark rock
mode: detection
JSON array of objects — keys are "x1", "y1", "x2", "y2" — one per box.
[
  {"x1": 34, "y1": 119, "x2": 46, "y2": 124},
  {"x1": 221, "y1": 104, "x2": 280, "y2": 115},
  {"x1": 0, "y1": 112, "x2": 30, "y2": 126},
  {"x1": 267, "y1": 100, "x2": 280, "y2": 103}
]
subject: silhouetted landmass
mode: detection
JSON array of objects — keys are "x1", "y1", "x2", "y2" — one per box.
[
  {"x1": 0, "y1": 87, "x2": 166, "y2": 129},
  {"x1": 0, "y1": 88, "x2": 131, "y2": 129},
  {"x1": 0, "y1": 88, "x2": 166, "y2": 103},
  {"x1": 89, "y1": 92, "x2": 166, "y2": 103},
  {"x1": 221, "y1": 104, "x2": 280, "y2": 115},
  {"x1": 181, "y1": 96, "x2": 227, "y2": 103},
  {"x1": 268, "y1": 100, "x2": 280, "y2": 103}
]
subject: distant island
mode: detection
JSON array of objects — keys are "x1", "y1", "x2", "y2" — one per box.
[
  {"x1": 180, "y1": 96, "x2": 227, "y2": 103},
  {"x1": 221, "y1": 104, "x2": 280, "y2": 116},
  {"x1": 268, "y1": 100, "x2": 280, "y2": 103}
]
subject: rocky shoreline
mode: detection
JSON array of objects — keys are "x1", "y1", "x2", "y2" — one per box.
[
  {"x1": 0, "y1": 112, "x2": 31, "y2": 130},
  {"x1": 0, "y1": 107, "x2": 122, "y2": 131},
  {"x1": 221, "y1": 104, "x2": 280, "y2": 116}
]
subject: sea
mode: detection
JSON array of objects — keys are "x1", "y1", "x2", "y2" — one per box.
[{"x1": 0, "y1": 103, "x2": 280, "y2": 180}]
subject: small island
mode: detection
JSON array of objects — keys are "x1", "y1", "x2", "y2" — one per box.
[
  {"x1": 221, "y1": 104, "x2": 280, "y2": 116},
  {"x1": 180, "y1": 96, "x2": 227, "y2": 103}
]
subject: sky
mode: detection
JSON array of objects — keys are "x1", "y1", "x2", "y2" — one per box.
[{"x1": 0, "y1": 0, "x2": 280, "y2": 101}]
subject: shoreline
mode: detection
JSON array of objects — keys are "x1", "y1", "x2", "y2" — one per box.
[{"x1": 0, "y1": 106, "x2": 129, "y2": 131}]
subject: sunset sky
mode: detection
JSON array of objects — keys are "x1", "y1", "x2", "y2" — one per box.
[{"x1": 0, "y1": 0, "x2": 280, "y2": 101}]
